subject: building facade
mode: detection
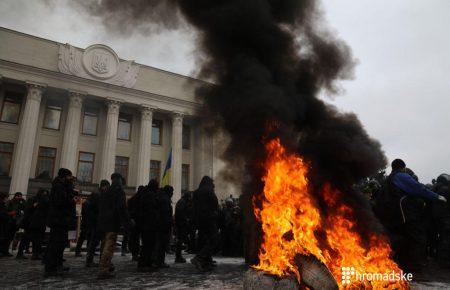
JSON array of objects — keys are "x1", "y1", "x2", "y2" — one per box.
[{"x1": 0, "y1": 27, "x2": 215, "y2": 202}]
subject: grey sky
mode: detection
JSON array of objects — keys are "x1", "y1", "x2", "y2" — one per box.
[{"x1": 1, "y1": 0, "x2": 449, "y2": 182}]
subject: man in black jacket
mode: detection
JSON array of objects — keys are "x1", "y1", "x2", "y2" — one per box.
[
  {"x1": 97, "y1": 173, "x2": 132, "y2": 279},
  {"x1": 136, "y1": 179, "x2": 159, "y2": 272},
  {"x1": 155, "y1": 185, "x2": 173, "y2": 268},
  {"x1": 85, "y1": 180, "x2": 109, "y2": 267},
  {"x1": 128, "y1": 185, "x2": 145, "y2": 262},
  {"x1": 29, "y1": 189, "x2": 49, "y2": 260},
  {"x1": 191, "y1": 176, "x2": 219, "y2": 271},
  {"x1": 16, "y1": 188, "x2": 49, "y2": 260},
  {"x1": 44, "y1": 168, "x2": 77, "y2": 277},
  {"x1": 174, "y1": 191, "x2": 193, "y2": 263}
]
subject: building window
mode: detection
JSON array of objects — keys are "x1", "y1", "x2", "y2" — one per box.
[
  {"x1": 182, "y1": 125, "x2": 191, "y2": 150},
  {"x1": 118, "y1": 113, "x2": 132, "y2": 141},
  {"x1": 82, "y1": 107, "x2": 99, "y2": 135},
  {"x1": 150, "y1": 160, "x2": 161, "y2": 183},
  {"x1": 182, "y1": 164, "x2": 190, "y2": 192},
  {"x1": 43, "y1": 100, "x2": 62, "y2": 130},
  {"x1": 35, "y1": 147, "x2": 57, "y2": 179},
  {"x1": 152, "y1": 119, "x2": 162, "y2": 145},
  {"x1": 1, "y1": 91, "x2": 22, "y2": 124},
  {"x1": 0, "y1": 142, "x2": 14, "y2": 176},
  {"x1": 77, "y1": 152, "x2": 95, "y2": 183},
  {"x1": 115, "y1": 156, "x2": 129, "y2": 182}
]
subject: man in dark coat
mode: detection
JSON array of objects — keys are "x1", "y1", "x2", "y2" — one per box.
[
  {"x1": 191, "y1": 176, "x2": 219, "y2": 271},
  {"x1": 97, "y1": 173, "x2": 132, "y2": 279},
  {"x1": 44, "y1": 168, "x2": 77, "y2": 277},
  {"x1": 155, "y1": 185, "x2": 173, "y2": 268},
  {"x1": 16, "y1": 188, "x2": 49, "y2": 260},
  {"x1": 29, "y1": 189, "x2": 50, "y2": 260},
  {"x1": 136, "y1": 179, "x2": 159, "y2": 272},
  {"x1": 174, "y1": 191, "x2": 193, "y2": 263},
  {"x1": 128, "y1": 185, "x2": 145, "y2": 262},
  {"x1": 85, "y1": 180, "x2": 109, "y2": 267},
  {"x1": 221, "y1": 198, "x2": 242, "y2": 257}
]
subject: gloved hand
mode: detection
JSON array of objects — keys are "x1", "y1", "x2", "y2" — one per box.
[{"x1": 437, "y1": 195, "x2": 447, "y2": 203}]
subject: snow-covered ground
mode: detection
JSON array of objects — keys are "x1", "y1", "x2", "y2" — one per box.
[
  {"x1": 0, "y1": 252, "x2": 448, "y2": 289},
  {"x1": 0, "y1": 253, "x2": 245, "y2": 289}
]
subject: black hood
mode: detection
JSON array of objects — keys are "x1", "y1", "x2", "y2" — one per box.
[{"x1": 198, "y1": 176, "x2": 214, "y2": 191}]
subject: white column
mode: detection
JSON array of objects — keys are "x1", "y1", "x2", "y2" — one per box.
[
  {"x1": 99, "y1": 100, "x2": 120, "y2": 181},
  {"x1": 135, "y1": 106, "x2": 154, "y2": 186},
  {"x1": 59, "y1": 91, "x2": 83, "y2": 173},
  {"x1": 9, "y1": 83, "x2": 45, "y2": 194},
  {"x1": 171, "y1": 112, "x2": 183, "y2": 202},
  {"x1": 193, "y1": 124, "x2": 214, "y2": 188}
]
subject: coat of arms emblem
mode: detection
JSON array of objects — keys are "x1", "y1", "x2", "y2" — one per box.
[{"x1": 91, "y1": 52, "x2": 109, "y2": 74}]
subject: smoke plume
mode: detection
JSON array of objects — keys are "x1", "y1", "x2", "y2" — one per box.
[{"x1": 77, "y1": 0, "x2": 387, "y2": 262}]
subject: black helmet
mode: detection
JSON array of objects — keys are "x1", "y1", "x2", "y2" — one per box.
[
  {"x1": 436, "y1": 174, "x2": 450, "y2": 185},
  {"x1": 391, "y1": 159, "x2": 406, "y2": 171}
]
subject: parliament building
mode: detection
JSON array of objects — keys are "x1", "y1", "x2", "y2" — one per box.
[{"x1": 0, "y1": 27, "x2": 217, "y2": 202}]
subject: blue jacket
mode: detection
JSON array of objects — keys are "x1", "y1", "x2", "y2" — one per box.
[{"x1": 392, "y1": 172, "x2": 438, "y2": 201}]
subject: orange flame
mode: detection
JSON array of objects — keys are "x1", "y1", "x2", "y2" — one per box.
[{"x1": 253, "y1": 139, "x2": 409, "y2": 289}]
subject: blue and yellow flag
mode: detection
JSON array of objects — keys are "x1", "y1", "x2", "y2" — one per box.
[{"x1": 160, "y1": 149, "x2": 172, "y2": 187}]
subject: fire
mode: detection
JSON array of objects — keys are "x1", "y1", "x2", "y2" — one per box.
[{"x1": 253, "y1": 139, "x2": 409, "y2": 289}]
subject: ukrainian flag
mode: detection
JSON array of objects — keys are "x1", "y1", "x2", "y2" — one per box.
[{"x1": 160, "y1": 149, "x2": 172, "y2": 187}]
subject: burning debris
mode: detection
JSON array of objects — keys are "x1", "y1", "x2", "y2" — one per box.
[
  {"x1": 244, "y1": 254, "x2": 338, "y2": 290},
  {"x1": 253, "y1": 139, "x2": 407, "y2": 288},
  {"x1": 75, "y1": 0, "x2": 406, "y2": 288},
  {"x1": 244, "y1": 268, "x2": 301, "y2": 290}
]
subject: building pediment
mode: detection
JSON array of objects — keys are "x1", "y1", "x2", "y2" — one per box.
[{"x1": 58, "y1": 43, "x2": 140, "y2": 88}]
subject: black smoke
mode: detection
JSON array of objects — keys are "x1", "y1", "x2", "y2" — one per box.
[{"x1": 76, "y1": 0, "x2": 387, "y2": 263}]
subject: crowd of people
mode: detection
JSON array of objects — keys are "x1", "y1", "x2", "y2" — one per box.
[
  {"x1": 2, "y1": 158, "x2": 449, "y2": 279},
  {"x1": 0, "y1": 168, "x2": 244, "y2": 279},
  {"x1": 367, "y1": 159, "x2": 450, "y2": 273}
]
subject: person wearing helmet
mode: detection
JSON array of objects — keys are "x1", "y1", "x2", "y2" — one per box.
[{"x1": 383, "y1": 159, "x2": 447, "y2": 273}]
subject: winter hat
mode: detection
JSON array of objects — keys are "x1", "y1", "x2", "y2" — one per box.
[
  {"x1": 100, "y1": 179, "x2": 110, "y2": 188},
  {"x1": 58, "y1": 168, "x2": 73, "y2": 178},
  {"x1": 111, "y1": 172, "x2": 123, "y2": 181}
]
